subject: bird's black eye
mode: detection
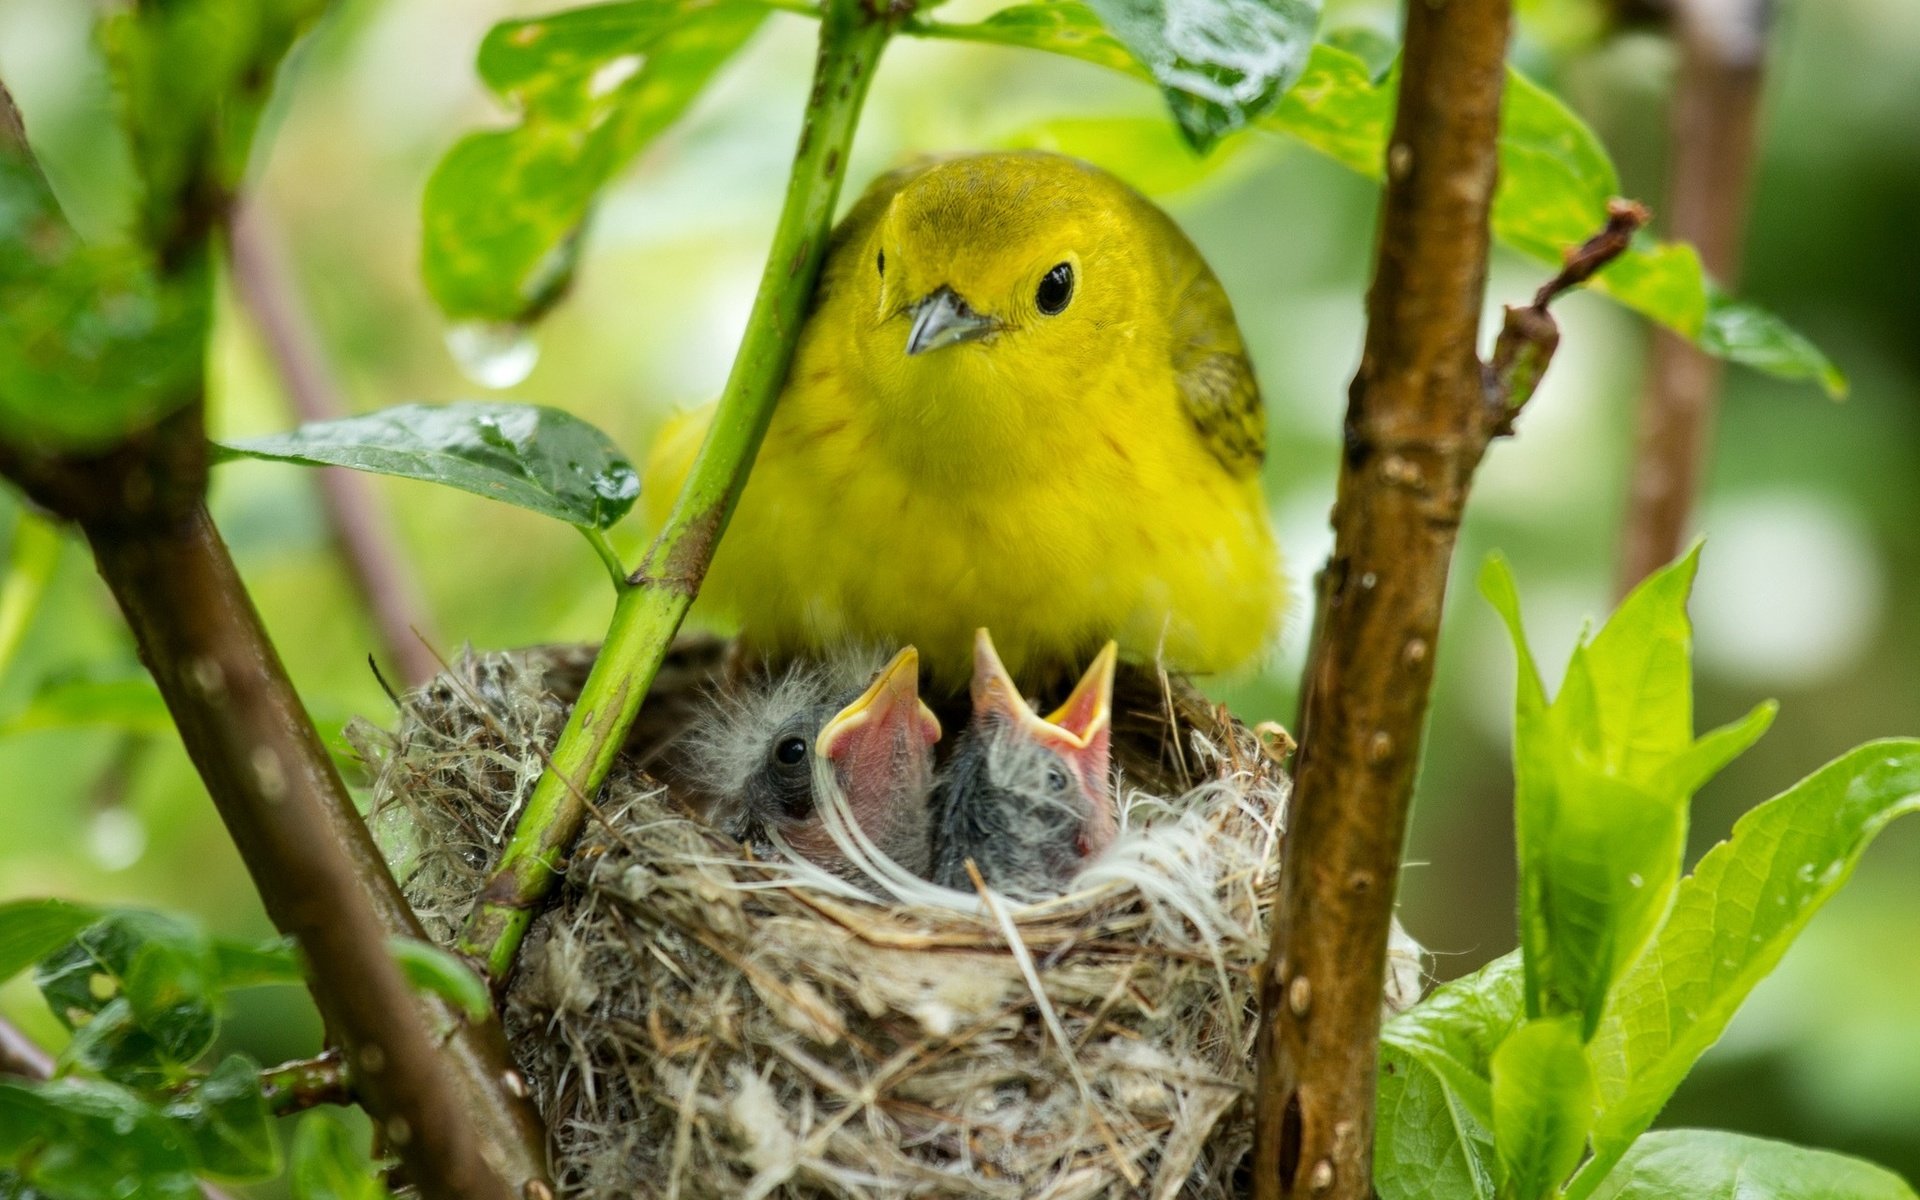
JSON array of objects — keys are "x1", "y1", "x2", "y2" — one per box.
[
  {"x1": 876, "y1": 249, "x2": 885, "y2": 276},
  {"x1": 775, "y1": 736, "x2": 808, "y2": 766},
  {"x1": 1046, "y1": 764, "x2": 1073, "y2": 794},
  {"x1": 1035, "y1": 262, "x2": 1074, "y2": 315}
]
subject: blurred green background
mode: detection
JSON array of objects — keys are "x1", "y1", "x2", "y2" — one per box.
[{"x1": 1, "y1": 0, "x2": 1915, "y2": 1188}]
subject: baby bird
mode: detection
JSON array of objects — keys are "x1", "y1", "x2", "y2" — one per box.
[
  {"x1": 687, "y1": 647, "x2": 940, "y2": 885},
  {"x1": 930, "y1": 629, "x2": 1118, "y2": 899},
  {"x1": 646, "y1": 151, "x2": 1283, "y2": 690}
]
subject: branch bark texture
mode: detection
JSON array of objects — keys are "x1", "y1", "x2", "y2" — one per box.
[
  {"x1": 1251, "y1": 1, "x2": 1515, "y2": 1196},
  {"x1": 1616, "y1": 0, "x2": 1770, "y2": 593},
  {"x1": 228, "y1": 201, "x2": 443, "y2": 686}
]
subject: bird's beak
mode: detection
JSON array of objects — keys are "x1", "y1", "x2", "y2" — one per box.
[
  {"x1": 970, "y1": 631, "x2": 1119, "y2": 857},
  {"x1": 817, "y1": 646, "x2": 943, "y2": 771},
  {"x1": 970, "y1": 631, "x2": 1116, "y2": 755},
  {"x1": 906, "y1": 286, "x2": 997, "y2": 356}
]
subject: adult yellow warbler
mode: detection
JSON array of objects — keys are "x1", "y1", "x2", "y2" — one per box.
[{"x1": 646, "y1": 152, "x2": 1282, "y2": 687}]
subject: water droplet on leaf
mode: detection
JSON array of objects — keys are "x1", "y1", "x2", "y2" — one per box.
[{"x1": 446, "y1": 321, "x2": 539, "y2": 389}]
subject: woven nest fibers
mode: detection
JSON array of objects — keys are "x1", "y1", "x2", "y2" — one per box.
[{"x1": 355, "y1": 642, "x2": 1425, "y2": 1199}]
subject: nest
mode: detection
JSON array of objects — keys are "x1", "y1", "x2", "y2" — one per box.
[{"x1": 354, "y1": 642, "x2": 1424, "y2": 1199}]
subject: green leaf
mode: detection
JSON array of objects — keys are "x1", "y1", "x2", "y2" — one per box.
[
  {"x1": 998, "y1": 115, "x2": 1247, "y2": 197},
  {"x1": 1490, "y1": 1017, "x2": 1593, "y2": 1200},
  {"x1": 0, "y1": 673, "x2": 173, "y2": 738},
  {"x1": 1382, "y1": 952, "x2": 1526, "y2": 1130},
  {"x1": 35, "y1": 911, "x2": 219, "y2": 1083},
  {"x1": 209, "y1": 937, "x2": 304, "y2": 991},
  {"x1": 218, "y1": 402, "x2": 641, "y2": 530},
  {"x1": 907, "y1": 19, "x2": 1843, "y2": 393},
  {"x1": 1573, "y1": 742, "x2": 1920, "y2": 1193},
  {"x1": 1589, "y1": 1131, "x2": 1917, "y2": 1200},
  {"x1": 1376, "y1": 955, "x2": 1523, "y2": 1200},
  {"x1": 0, "y1": 900, "x2": 101, "y2": 985},
  {"x1": 1480, "y1": 551, "x2": 1772, "y2": 1036},
  {"x1": 1376, "y1": 1043, "x2": 1497, "y2": 1200},
  {"x1": 290, "y1": 1111, "x2": 392, "y2": 1200},
  {"x1": 100, "y1": 0, "x2": 330, "y2": 249},
  {"x1": 0, "y1": 1077, "x2": 198, "y2": 1200},
  {"x1": 163, "y1": 1054, "x2": 282, "y2": 1182},
  {"x1": 0, "y1": 156, "x2": 209, "y2": 451},
  {"x1": 423, "y1": 0, "x2": 770, "y2": 322},
  {"x1": 387, "y1": 938, "x2": 491, "y2": 1020},
  {"x1": 1078, "y1": 0, "x2": 1321, "y2": 149}
]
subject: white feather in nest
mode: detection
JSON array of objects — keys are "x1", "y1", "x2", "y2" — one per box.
[{"x1": 357, "y1": 647, "x2": 1427, "y2": 1199}]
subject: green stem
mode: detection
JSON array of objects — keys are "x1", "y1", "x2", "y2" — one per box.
[
  {"x1": 579, "y1": 525, "x2": 628, "y2": 591},
  {"x1": 0, "y1": 509, "x2": 61, "y2": 682},
  {"x1": 455, "y1": 0, "x2": 894, "y2": 984}
]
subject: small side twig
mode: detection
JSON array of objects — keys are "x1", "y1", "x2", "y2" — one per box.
[
  {"x1": 227, "y1": 201, "x2": 442, "y2": 686},
  {"x1": 1491, "y1": 199, "x2": 1651, "y2": 423},
  {"x1": 259, "y1": 1049, "x2": 354, "y2": 1116},
  {"x1": 1616, "y1": 0, "x2": 1772, "y2": 593}
]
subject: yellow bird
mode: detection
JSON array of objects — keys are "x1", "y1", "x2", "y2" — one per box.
[{"x1": 646, "y1": 151, "x2": 1282, "y2": 688}]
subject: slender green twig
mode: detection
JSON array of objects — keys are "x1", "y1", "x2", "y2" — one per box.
[
  {"x1": 455, "y1": 0, "x2": 896, "y2": 984},
  {"x1": 579, "y1": 526, "x2": 628, "y2": 590}
]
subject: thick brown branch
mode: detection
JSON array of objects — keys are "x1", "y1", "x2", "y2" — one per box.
[
  {"x1": 228, "y1": 201, "x2": 442, "y2": 686},
  {"x1": 1250, "y1": 1, "x2": 1515, "y2": 1198},
  {"x1": 1616, "y1": 0, "x2": 1770, "y2": 593},
  {"x1": 81, "y1": 502, "x2": 546, "y2": 1200},
  {"x1": 2, "y1": 60, "x2": 547, "y2": 1200}
]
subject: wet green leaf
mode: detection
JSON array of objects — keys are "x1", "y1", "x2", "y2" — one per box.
[
  {"x1": 423, "y1": 0, "x2": 770, "y2": 322},
  {"x1": 909, "y1": 20, "x2": 1843, "y2": 393},
  {"x1": 388, "y1": 938, "x2": 491, "y2": 1021},
  {"x1": 1078, "y1": 0, "x2": 1321, "y2": 149},
  {"x1": 0, "y1": 1077, "x2": 198, "y2": 1200},
  {"x1": 1491, "y1": 1017, "x2": 1594, "y2": 1200},
  {"x1": 219, "y1": 401, "x2": 641, "y2": 530},
  {"x1": 1480, "y1": 550, "x2": 1774, "y2": 1035},
  {"x1": 1589, "y1": 1131, "x2": 1917, "y2": 1200},
  {"x1": 0, "y1": 900, "x2": 101, "y2": 985},
  {"x1": 1578, "y1": 742, "x2": 1920, "y2": 1187},
  {"x1": 290, "y1": 1111, "x2": 392, "y2": 1200},
  {"x1": 164, "y1": 1054, "x2": 282, "y2": 1182}
]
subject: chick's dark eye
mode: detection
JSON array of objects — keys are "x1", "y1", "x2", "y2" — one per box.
[
  {"x1": 774, "y1": 736, "x2": 808, "y2": 766},
  {"x1": 1036, "y1": 262, "x2": 1074, "y2": 315},
  {"x1": 1046, "y1": 764, "x2": 1072, "y2": 793}
]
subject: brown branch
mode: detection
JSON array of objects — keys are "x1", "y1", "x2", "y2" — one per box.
[
  {"x1": 1250, "y1": 1, "x2": 1516, "y2": 1197},
  {"x1": 227, "y1": 200, "x2": 442, "y2": 687},
  {"x1": 0, "y1": 1014, "x2": 54, "y2": 1080},
  {"x1": 0, "y1": 84, "x2": 549, "y2": 1200},
  {"x1": 1616, "y1": 0, "x2": 1771, "y2": 593}
]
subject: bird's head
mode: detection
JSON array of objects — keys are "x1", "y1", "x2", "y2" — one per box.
[
  {"x1": 705, "y1": 648, "x2": 939, "y2": 882},
  {"x1": 851, "y1": 153, "x2": 1153, "y2": 463},
  {"x1": 802, "y1": 646, "x2": 941, "y2": 876},
  {"x1": 964, "y1": 628, "x2": 1119, "y2": 864}
]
